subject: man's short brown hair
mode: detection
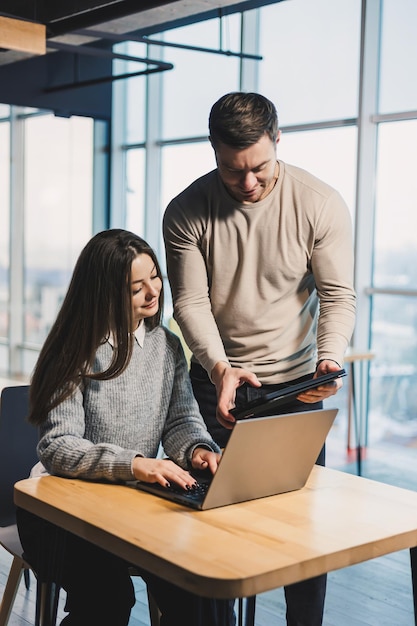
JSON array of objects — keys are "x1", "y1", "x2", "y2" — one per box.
[{"x1": 209, "y1": 92, "x2": 279, "y2": 149}]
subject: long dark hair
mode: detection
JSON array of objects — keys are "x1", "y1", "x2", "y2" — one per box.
[{"x1": 29, "y1": 229, "x2": 164, "y2": 425}]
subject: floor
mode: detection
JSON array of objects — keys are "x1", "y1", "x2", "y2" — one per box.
[
  {"x1": 1, "y1": 546, "x2": 414, "y2": 626},
  {"x1": 1, "y1": 387, "x2": 417, "y2": 625}
]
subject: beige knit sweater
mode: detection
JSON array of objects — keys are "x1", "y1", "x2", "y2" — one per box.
[{"x1": 163, "y1": 160, "x2": 356, "y2": 383}]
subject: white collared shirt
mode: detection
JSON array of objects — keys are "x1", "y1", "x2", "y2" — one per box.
[
  {"x1": 134, "y1": 319, "x2": 145, "y2": 347},
  {"x1": 108, "y1": 319, "x2": 145, "y2": 348}
]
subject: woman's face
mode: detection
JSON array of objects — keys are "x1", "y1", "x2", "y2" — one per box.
[{"x1": 130, "y1": 253, "x2": 162, "y2": 328}]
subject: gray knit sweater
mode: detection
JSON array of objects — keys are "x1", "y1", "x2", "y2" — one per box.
[{"x1": 37, "y1": 326, "x2": 220, "y2": 483}]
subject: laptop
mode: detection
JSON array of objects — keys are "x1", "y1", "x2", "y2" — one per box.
[
  {"x1": 132, "y1": 407, "x2": 338, "y2": 510},
  {"x1": 230, "y1": 369, "x2": 346, "y2": 420}
]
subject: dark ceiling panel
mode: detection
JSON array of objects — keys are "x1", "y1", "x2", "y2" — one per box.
[
  {"x1": 0, "y1": 41, "x2": 114, "y2": 118},
  {"x1": 0, "y1": 1, "x2": 36, "y2": 19},
  {"x1": 0, "y1": 1, "x2": 283, "y2": 40},
  {"x1": 0, "y1": 0, "x2": 284, "y2": 115},
  {"x1": 43, "y1": 1, "x2": 177, "y2": 36},
  {"x1": 0, "y1": 0, "x2": 178, "y2": 36}
]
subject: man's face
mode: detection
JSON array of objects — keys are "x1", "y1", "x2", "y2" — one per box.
[{"x1": 213, "y1": 132, "x2": 280, "y2": 204}]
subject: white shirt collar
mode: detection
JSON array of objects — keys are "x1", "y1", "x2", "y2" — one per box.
[
  {"x1": 134, "y1": 319, "x2": 146, "y2": 347},
  {"x1": 108, "y1": 320, "x2": 145, "y2": 348}
]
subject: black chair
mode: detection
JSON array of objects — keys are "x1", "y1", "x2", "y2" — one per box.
[
  {"x1": 0, "y1": 385, "x2": 162, "y2": 626},
  {"x1": 0, "y1": 384, "x2": 61, "y2": 626}
]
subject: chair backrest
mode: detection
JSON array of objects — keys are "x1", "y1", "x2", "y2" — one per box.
[{"x1": 0, "y1": 385, "x2": 39, "y2": 527}]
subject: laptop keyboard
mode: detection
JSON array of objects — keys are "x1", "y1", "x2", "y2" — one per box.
[
  {"x1": 131, "y1": 466, "x2": 214, "y2": 507},
  {"x1": 165, "y1": 481, "x2": 209, "y2": 502}
]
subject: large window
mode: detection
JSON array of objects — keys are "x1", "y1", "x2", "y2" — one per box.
[
  {"x1": 125, "y1": 148, "x2": 146, "y2": 236},
  {"x1": 370, "y1": 294, "x2": 417, "y2": 438},
  {"x1": 111, "y1": 0, "x2": 417, "y2": 459},
  {"x1": 373, "y1": 120, "x2": 417, "y2": 289},
  {"x1": 160, "y1": 142, "x2": 215, "y2": 213},
  {"x1": 160, "y1": 141, "x2": 215, "y2": 316},
  {"x1": 277, "y1": 127, "x2": 357, "y2": 219},
  {"x1": 160, "y1": 16, "x2": 241, "y2": 139},
  {"x1": 0, "y1": 115, "x2": 10, "y2": 370},
  {"x1": 3, "y1": 0, "x2": 417, "y2": 468},
  {"x1": 0, "y1": 108, "x2": 96, "y2": 377},
  {"x1": 364, "y1": 0, "x2": 417, "y2": 447},
  {"x1": 124, "y1": 43, "x2": 147, "y2": 145},
  {"x1": 369, "y1": 119, "x2": 417, "y2": 438},
  {"x1": 23, "y1": 114, "x2": 93, "y2": 349},
  {"x1": 259, "y1": 0, "x2": 361, "y2": 126},
  {"x1": 379, "y1": 0, "x2": 417, "y2": 114}
]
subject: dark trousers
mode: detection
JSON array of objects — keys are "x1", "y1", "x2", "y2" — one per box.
[
  {"x1": 190, "y1": 362, "x2": 327, "y2": 626},
  {"x1": 17, "y1": 507, "x2": 236, "y2": 626}
]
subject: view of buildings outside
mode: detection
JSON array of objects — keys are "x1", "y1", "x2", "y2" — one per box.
[
  {"x1": 23, "y1": 115, "x2": 93, "y2": 343},
  {"x1": 0, "y1": 111, "x2": 93, "y2": 373},
  {"x1": 0, "y1": 118, "x2": 9, "y2": 343},
  {"x1": 369, "y1": 118, "x2": 417, "y2": 445}
]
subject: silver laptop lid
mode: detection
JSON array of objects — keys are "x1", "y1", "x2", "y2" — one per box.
[{"x1": 201, "y1": 408, "x2": 338, "y2": 510}]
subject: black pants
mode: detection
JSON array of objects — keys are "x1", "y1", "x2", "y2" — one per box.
[
  {"x1": 17, "y1": 507, "x2": 236, "y2": 626},
  {"x1": 190, "y1": 362, "x2": 327, "y2": 626}
]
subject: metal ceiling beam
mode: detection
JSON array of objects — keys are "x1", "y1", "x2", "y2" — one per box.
[
  {"x1": 43, "y1": 40, "x2": 173, "y2": 92},
  {"x1": 0, "y1": 1, "x2": 281, "y2": 68},
  {"x1": 76, "y1": 27, "x2": 263, "y2": 60}
]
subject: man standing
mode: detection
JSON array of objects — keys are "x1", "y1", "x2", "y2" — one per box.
[{"x1": 163, "y1": 92, "x2": 356, "y2": 626}]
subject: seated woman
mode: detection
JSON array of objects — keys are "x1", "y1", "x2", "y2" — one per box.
[{"x1": 17, "y1": 229, "x2": 235, "y2": 626}]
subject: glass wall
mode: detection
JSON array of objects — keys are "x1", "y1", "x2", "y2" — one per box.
[
  {"x1": 373, "y1": 120, "x2": 417, "y2": 290},
  {"x1": 276, "y1": 126, "x2": 357, "y2": 220},
  {"x1": 125, "y1": 148, "x2": 146, "y2": 236},
  {"x1": 160, "y1": 16, "x2": 241, "y2": 139},
  {"x1": 160, "y1": 142, "x2": 215, "y2": 215},
  {"x1": 258, "y1": 0, "x2": 361, "y2": 126},
  {"x1": 369, "y1": 118, "x2": 417, "y2": 443},
  {"x1": 359, "y1": 0, "x2": 417, "y2": 447},
  {"x1": 0, "y1": 115, "x2": 10, "y2": 369},
  {"x1": 160, "y1": 141, "x2": 216, "y2": 316},
  {"x1": 3, "y1": 0, "x2": 417, "y2": 457},
  {"x1": 23, "y1": 114, "x2": 93, "y2": 346},
  {"x1": 123, "y1": 42, "x2": 147, "y2": 145},
  {"x1": 110, "y1": 0, "x2": 417, "y2": 455},
  {"x1": 378, "y1": 0, "x2": 417, "y2": 114},
  {"x1": 0, "y1": 109, "x2": 95, "y2": 376}
]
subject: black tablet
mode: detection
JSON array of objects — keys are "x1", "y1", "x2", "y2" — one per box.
[{"x1": 230, "y1": 369, "x2": 346, "y2": 420}]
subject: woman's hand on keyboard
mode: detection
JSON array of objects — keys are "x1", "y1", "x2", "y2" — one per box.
[{"x1": 132, "y1": 457, "x2": 197, "y2": 489}]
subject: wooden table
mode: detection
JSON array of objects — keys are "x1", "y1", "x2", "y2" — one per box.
[{"x1": 14, "y1": 466, "x2": 417, "y2": 624}]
